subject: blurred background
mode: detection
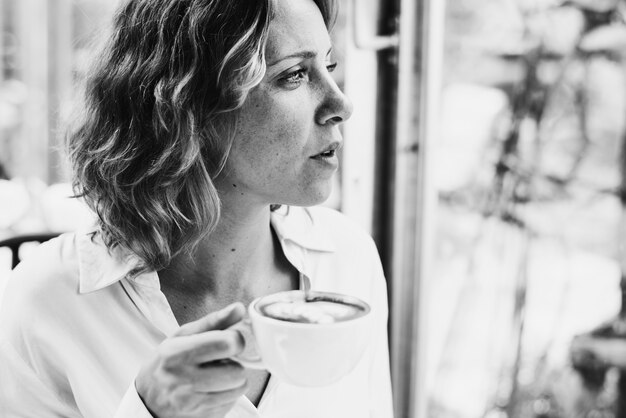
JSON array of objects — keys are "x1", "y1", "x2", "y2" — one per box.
[
  {"x1": 0, "y1": 0, "x2": 114, "y2": 265},
  {"x1": 430, "y1": 0, "x2": 626, "y2": 417},
  {"x1": 2, "y1": 0, "x2": 626, "y2": 417}
]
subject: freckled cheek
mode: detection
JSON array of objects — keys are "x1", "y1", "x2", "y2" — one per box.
[
  {"x1": 256, "y1": 112, "x2": 307, "y2": 155},
  {"x1": 234, "y1": 130, "x2": 291, "y2": 176},
  {"x1": 235, "y1": 94, "x2": 312, "y2": 173},
  {"x1": 257, "y1": 133, "x2": 302, "y2": 177}
]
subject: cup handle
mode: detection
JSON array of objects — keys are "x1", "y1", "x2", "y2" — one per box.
[{"x1": 229, "y1": 317, "x2": 266, "y2": 370}]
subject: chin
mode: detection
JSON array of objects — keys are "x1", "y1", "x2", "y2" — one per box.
[{"x1": 282, "y1": 184, "x2": 332, "y2": 207}]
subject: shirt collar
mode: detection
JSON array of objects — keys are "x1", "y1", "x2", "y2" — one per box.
[
  {"x1": 76, "y1": 230, "x2": 146, "y2": 294},
  {"x1": 269, "y1": 206, "x2": 335, "y2": 253},
  {"x1": 77, "y1": 206, "x2": 335, "y2": 294}
]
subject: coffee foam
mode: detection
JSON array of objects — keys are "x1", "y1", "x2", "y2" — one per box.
[{"x1": 260, "y1": 299, "x2": 364, "y2": 324}]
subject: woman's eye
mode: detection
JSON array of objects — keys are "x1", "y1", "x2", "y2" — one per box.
[
  {"x1": 278, "y1": 62, "x2": 338, "y2": 89},
  {"x1": 282, "y1": 68, "x2": 308, "y2": 86}
]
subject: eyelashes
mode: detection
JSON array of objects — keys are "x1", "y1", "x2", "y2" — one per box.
[
  {"x1": 279, "y1": 62, "x2": 338, "y2": 88},
  {"x1": 283, "y1": 68, "x2": 308, "y2": 85}
]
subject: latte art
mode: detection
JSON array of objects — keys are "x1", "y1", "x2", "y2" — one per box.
[
  {"x1": 240, "y1": 290, "x2": 372, "y2": 386},
  {"x1": 260, "y1": 298, "x2": 365, "y2": 324}
]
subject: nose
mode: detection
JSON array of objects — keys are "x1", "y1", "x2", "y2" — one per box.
[{"x1": 315, "y1": 75, "x2": 354, "y2": 126}]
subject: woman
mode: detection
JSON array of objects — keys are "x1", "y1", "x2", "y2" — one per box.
[{"x1": 0, "y1": 0, "x2": 393, "y2": 416}]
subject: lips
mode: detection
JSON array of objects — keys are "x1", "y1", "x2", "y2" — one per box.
[{"x1": 311, "y1": 142, "x2": 342, "y2": 159}]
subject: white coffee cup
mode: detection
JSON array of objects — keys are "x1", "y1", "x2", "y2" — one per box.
[{"x1": 231, "y1": 290, "x2": 372, "y2": 387}]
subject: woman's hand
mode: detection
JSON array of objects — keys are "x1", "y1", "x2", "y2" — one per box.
[{"x1": 135, "y1": 303, "x2": 248, "y2": 418}]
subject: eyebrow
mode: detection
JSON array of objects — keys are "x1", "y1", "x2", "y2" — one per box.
[{"x1": 267, "y1": 47, "x2": 333, "y2": 67}]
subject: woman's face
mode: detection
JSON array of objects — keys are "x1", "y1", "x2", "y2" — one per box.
[{"x1": 218, "y1": 0, "x2": 353, "y2": 208}]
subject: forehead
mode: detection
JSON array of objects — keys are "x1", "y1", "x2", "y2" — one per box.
[{"x1": 265, "y1": 0, "x2": 330, "y2": 61}]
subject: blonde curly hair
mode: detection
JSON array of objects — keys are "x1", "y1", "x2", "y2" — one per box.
[{"x1": 67, "y1": 0, "x2": 336, "y2": 272}]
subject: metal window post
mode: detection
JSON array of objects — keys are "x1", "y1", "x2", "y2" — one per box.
[{"x1": 371, "y1": 0, "x2": 445, "y2": 416}]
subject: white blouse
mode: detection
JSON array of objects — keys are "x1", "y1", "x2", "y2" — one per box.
[{"x1": 0, "y1": 206, "x2": 393, "y2": 418}]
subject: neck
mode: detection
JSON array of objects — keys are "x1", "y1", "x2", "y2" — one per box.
[{"x1": 160, "y1": 198, "x2": 281, "y2": 299}]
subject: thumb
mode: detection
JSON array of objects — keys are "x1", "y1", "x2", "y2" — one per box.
[{"x1": 174, "y1": 302, "x2": 246, "y2": 336}]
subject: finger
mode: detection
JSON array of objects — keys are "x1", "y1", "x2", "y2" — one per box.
[
  {"x1": 175, "y1": 303, "x2": 246, "y2": 336},
  {"x1": 189, "y1": 360, "x2": 246, "y2": 392},
  {"x1": 177, "y1": 387, "x2": 244, "y2": 416},
  {"x1": 208, "y1": 404, "x2": 239, "y2": 418},
  {"x1": 189, "y1": 330, "x2": 245, "y2": 364},
  {"x1": 187, "y1": 400, "x2": 240, "y2": 418},
  {"x1": 163, "y1": 329, "x2": 244, "y2": 364},
  {"x1": 228, "y1": 320, "x2": 260, "y2": 364},
  {"x1": 197, "y1": 380, "x2": 248, "y2": 406}
]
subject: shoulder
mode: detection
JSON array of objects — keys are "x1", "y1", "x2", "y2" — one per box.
[
  {"x1": 7, "y1": 232, "x2": 80, "y2": 291},
  {"x1": 0, "y1": 233, "x2": 87, "y2": 401},
  {"x1": 0, "y1": 232, "x2": 82, "y2": 327}
]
